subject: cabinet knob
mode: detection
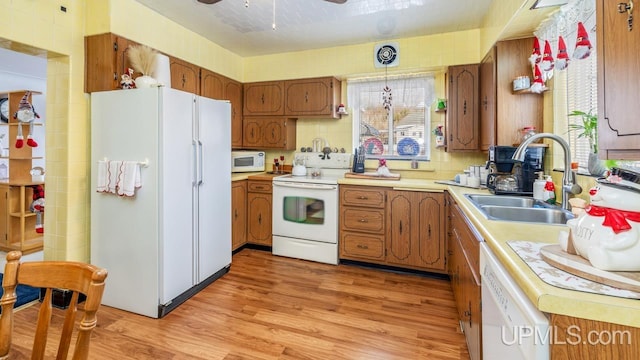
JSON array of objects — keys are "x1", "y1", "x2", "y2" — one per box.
[
  {"x1": 356, "y1": 244, "x2": 369, "y2": 250},
  {"x1": 357, "y1": 196, "x2": 368, "y2": 200},
  {"x1": 358, "y1": 218, "x2": 368, "y2": 223}
]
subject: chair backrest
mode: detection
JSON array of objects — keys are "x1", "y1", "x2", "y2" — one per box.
[{"x1": 0, "y1": 251, "x2": 108, "y2": 360}]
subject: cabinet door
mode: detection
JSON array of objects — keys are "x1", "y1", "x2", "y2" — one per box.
[
  {"x1": 416, "y1": 192, "x2": 446, "y2": 271},
  {"x1": 262, "y1": 118, "x2": 286, "y2": 148},
  {"x1": 231, "y1": 180, "x2": 247, "y2": 251},
  {"x1": 597, "y1": 0, "x2": 640, "y2": 159},
  {"x1": 200, "y1": 69, "x2": 225, "y2": 100},
  {"x1": 284, "y1": 77, "x2": 339, "y2": 118},
  {"x1": 247, "y1": 192, "x2": 272, "y2": 246},
  {"x1": 84, "y1": 33, "x2": 119, "y2": 93},
  {"x1": 242, "y1": 118, "x2": 263, "y2": 148},
  {"x1": 243, "y1": 81, "x2": 285, "y2": 116},
  {"x1": 170, "y1": 57, "x2": 200, "y2": 94},
  {"x1": 225, "y1": 79, "x2": 244, "y2": 148},
  {"x1": 479, "y1": 48, "x2": 496, "y2": 150},
  {"x1": 386, "y1": 191, "x2": 446, "y2": 271},
  {"x1": 447, "y1": 64, "x2": 479, "y2": 151}
]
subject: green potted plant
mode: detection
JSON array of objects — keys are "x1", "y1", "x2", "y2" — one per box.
[{"x1": 568, "y1": 110, "x2": 607, "y2": 176}]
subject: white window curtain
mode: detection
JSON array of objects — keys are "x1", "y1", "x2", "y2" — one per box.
[
  {"x1": 535, "y1": 0, "x2": 596, "y2": 171},
  {"x1": 347, "y1": 74, "x2": 435, "y2": 160}
]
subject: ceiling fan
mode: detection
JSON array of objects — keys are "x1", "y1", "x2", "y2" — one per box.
[{"x1": 197, "y1": 0, "x2": 347, "y2": 4}]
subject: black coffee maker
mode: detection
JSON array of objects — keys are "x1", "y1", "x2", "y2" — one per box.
[{"x1": 486, "y1": 145, "x2": 545, "y2": 195}]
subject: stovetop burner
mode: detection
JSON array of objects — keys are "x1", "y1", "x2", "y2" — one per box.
[{"x1": 272, "y1": 152, "x2": 352, "y2": 185}]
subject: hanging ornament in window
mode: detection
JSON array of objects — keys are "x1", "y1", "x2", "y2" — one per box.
[
  {"x1": 573, "y1": 22, "x2": 592, "y2": 60},
  {"x1": 382, "y1": 65, "x2": 392, "y2": 112},
  {"x1": 555, "y1": 35, "x2": 570, "y2": 70}
]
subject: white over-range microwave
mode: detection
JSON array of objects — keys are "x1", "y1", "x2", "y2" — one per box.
[{"x1": 231, "y1": 151, "x2": 266, "y2": 172}]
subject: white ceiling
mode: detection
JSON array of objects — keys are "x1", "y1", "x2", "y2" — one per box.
[{"x1": 134, "y1": 0, "x2": 498, "y2": 57}]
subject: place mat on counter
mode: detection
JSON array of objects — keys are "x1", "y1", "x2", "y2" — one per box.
[{"x1": 506, "y1": 241, "x2": 640, "y2": 300}]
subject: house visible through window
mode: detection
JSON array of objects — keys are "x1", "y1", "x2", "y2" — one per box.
[{"x1": 348, "y1": 75, "x2": 435, "y2": 160}]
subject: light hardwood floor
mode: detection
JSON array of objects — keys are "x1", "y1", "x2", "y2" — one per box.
[{"x1": 8, "y1": 249, "x2": 470, "y2": 359}]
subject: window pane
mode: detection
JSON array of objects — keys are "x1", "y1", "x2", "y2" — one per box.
[{"x1": 348, "y1": 75, "x2": 434, "y2": 160}]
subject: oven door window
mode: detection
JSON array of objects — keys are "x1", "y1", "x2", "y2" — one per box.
[{"x1": 283, "y1": 196, "x2": 324, "y2": 225}]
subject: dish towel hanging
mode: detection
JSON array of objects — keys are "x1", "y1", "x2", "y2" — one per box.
[
  {"x1": 96, "y1": 160, "x2": 142, "y2": 196},
  {"x1": 117, "y1": 161, "x2": 142, "y2": 197}
]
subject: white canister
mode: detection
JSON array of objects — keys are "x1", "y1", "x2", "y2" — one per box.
[
  {"x1": 458, "y1": 173, "x2": 468, "y2": 186},
  {"x1": 467, "y1": 176, "x2": 480, "y2": 188}
]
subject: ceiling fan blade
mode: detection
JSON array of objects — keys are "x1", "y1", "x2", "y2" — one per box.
[
  {"x1": 324, "y1": 0, "x2": 348, "y2": 3},
  {"x1": 197, "y1": 0, "x2": 223, "y2": 4}
]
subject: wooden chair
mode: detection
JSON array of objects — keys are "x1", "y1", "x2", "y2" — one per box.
[{"x1": 0, "y1": 251, "x2": 108, "y2": 360}]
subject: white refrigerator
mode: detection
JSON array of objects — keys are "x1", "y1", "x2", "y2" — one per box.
[{"x1": 90, "y1": 87, "x2": 232, "y2": 318}]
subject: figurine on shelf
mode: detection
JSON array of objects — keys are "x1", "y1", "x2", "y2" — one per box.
[
  {"x1": 377, "y1": 158, "x2": 391, "y2": 177},
  {"x1": 30, "y1": 185, "x2": 45, "y2": 234},
  {"x1": 12, "y1": 91, "x2": 39, "y2": 148},
  {"x1": 120, "y1": 68, "x2": 136, "y2": 89}
]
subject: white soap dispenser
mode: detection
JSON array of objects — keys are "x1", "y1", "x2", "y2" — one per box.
[{"x1": 533, "y1": 172, "x2": 546, "y2": 201}]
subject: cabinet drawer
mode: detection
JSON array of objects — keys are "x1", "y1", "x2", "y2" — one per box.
[
  {"x1": 340, "y1": 232, "x2": 385, "y2": 261},
  {"x1": 340, "y1": 186, "x2": 385, "y2": 208},
  {"x1": 450, "y1": 203, "x2": 481, "y2": 282},
  {"x1": 248, "y1": 180, "x2": 272, "y2": 193},
  {"x1": 341, "y1": 208, "x2": 385, "y2": 233}
]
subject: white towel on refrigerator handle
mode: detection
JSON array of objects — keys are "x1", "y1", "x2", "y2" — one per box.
[{"x1": 117, "y1": 161, "x2": 142, "y2": 196}]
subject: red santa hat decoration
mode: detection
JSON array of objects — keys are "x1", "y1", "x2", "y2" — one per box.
[
  {"x1": 12, "y1": 91, "x2": 39, "y2": 148},
  {"x1": 555, "y1": 35, "x2": 570, "y2": 70},
  {"x1": 529, "y1": 37, "x2": 542, "y2": 66},
  {"x1": 541, "y1": 40, "x2": 554, "y2": 72},
  {"x1": 530, "y1": 64, "x2": 546, "y2": 94},
  {"x1": 573, "y1": 22, "x2": 592, "y2": 60}
]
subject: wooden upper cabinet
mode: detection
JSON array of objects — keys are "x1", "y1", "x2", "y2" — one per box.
[
  {"x1": 243, "y1": 81, "x2": 285, "y2": 116},
  {"x1": 169, "y1": 57, "x2": 200, "y2": 94},
  {"x1": 200, "y1": 69, "x2": 225, "y2": 99},
  {"x1": 85, "y1": 33, "x2": 141, "y2": 93},
  {"x1": 479, "y1": 37, "x2": 544, "y2": 150},
  {"x1": 284, "y1": 77, "x2": 341, "y2": 118},
  {"x1": 225, "y1": 80, "x2": 244, "y2": 148},
  {"x1": 201, "y1": 69, "x2": 244, "y2": 148},
  {"x1": 479, "y1": 47, "x2": 497, "y2": 150},
  {"x1": 242, "y1": 117, "x2": 296, "y2": 150},
  {"x1": 447, "y1": 64, "x2": 479, "y2": 152},
  {"x1": 597, "y1": 0, "x2": 640, "y2": 160}
]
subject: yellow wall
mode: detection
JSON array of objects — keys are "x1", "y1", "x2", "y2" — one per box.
[{"x1": 0, "y1": 0, "x2": 527, "y2": 261}]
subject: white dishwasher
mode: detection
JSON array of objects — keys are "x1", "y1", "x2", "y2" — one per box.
[{"x1": 480, "y1": 243, "x2": 550, "y2": 360}]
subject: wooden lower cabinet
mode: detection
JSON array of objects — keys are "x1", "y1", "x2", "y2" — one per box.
[
  {"x1": 549, "y1": 314, "x2": 640, "y2": 359},
  {"x1": 231, "y1": 180, "x2": 247, "y2": 251},
  {"x1": 386, "y1": 191, "x2": 446, "y2": 272},
  {"x1": 339, "y1": 185, "x2": 447, "y2": 273},
  {"x1": 0, "y1": 183, "x2": 44, "y2": 254},
  {"x1": 339, "y1": 186, "x2": 387, "y2": 265},
  {"x1": 447, "y1": 193, "x2": 482, "y2": 360},
  {"x1": 247, "y1": 179, "x2": 272, "y2": 246}
]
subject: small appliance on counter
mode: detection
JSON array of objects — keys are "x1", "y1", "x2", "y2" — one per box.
[
  {"x1": 231, "y1": 151, "x2": 265, "y2": 172},
  {"x1": 486, "y1": 145, "x2": 545, "y2": 195}
]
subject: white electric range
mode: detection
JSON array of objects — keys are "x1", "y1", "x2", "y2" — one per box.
[{"x1": 271, "y1": 152, "x2": 352, "y2": 264}]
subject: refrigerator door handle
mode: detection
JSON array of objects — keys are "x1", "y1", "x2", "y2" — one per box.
[
  {"x1": 197, "y1": 140, "x2": 203, "y2": 186},
  {"x1": 192, "y1": 139, "x2": 198, "y2": 187}
]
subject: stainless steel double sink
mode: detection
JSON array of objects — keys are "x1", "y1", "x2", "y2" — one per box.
[{"x1": 464, "y1": 194, "x2": 574, "y2": 225}]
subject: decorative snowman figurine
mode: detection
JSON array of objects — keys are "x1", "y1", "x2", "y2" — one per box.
[{"x1": 559, "y1": 168, "x2": 640, "y2": 271}]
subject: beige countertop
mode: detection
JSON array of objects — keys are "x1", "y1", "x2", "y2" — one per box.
[{"x1": 337, "y1": 177, "x2": 640, "y2": 328}]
